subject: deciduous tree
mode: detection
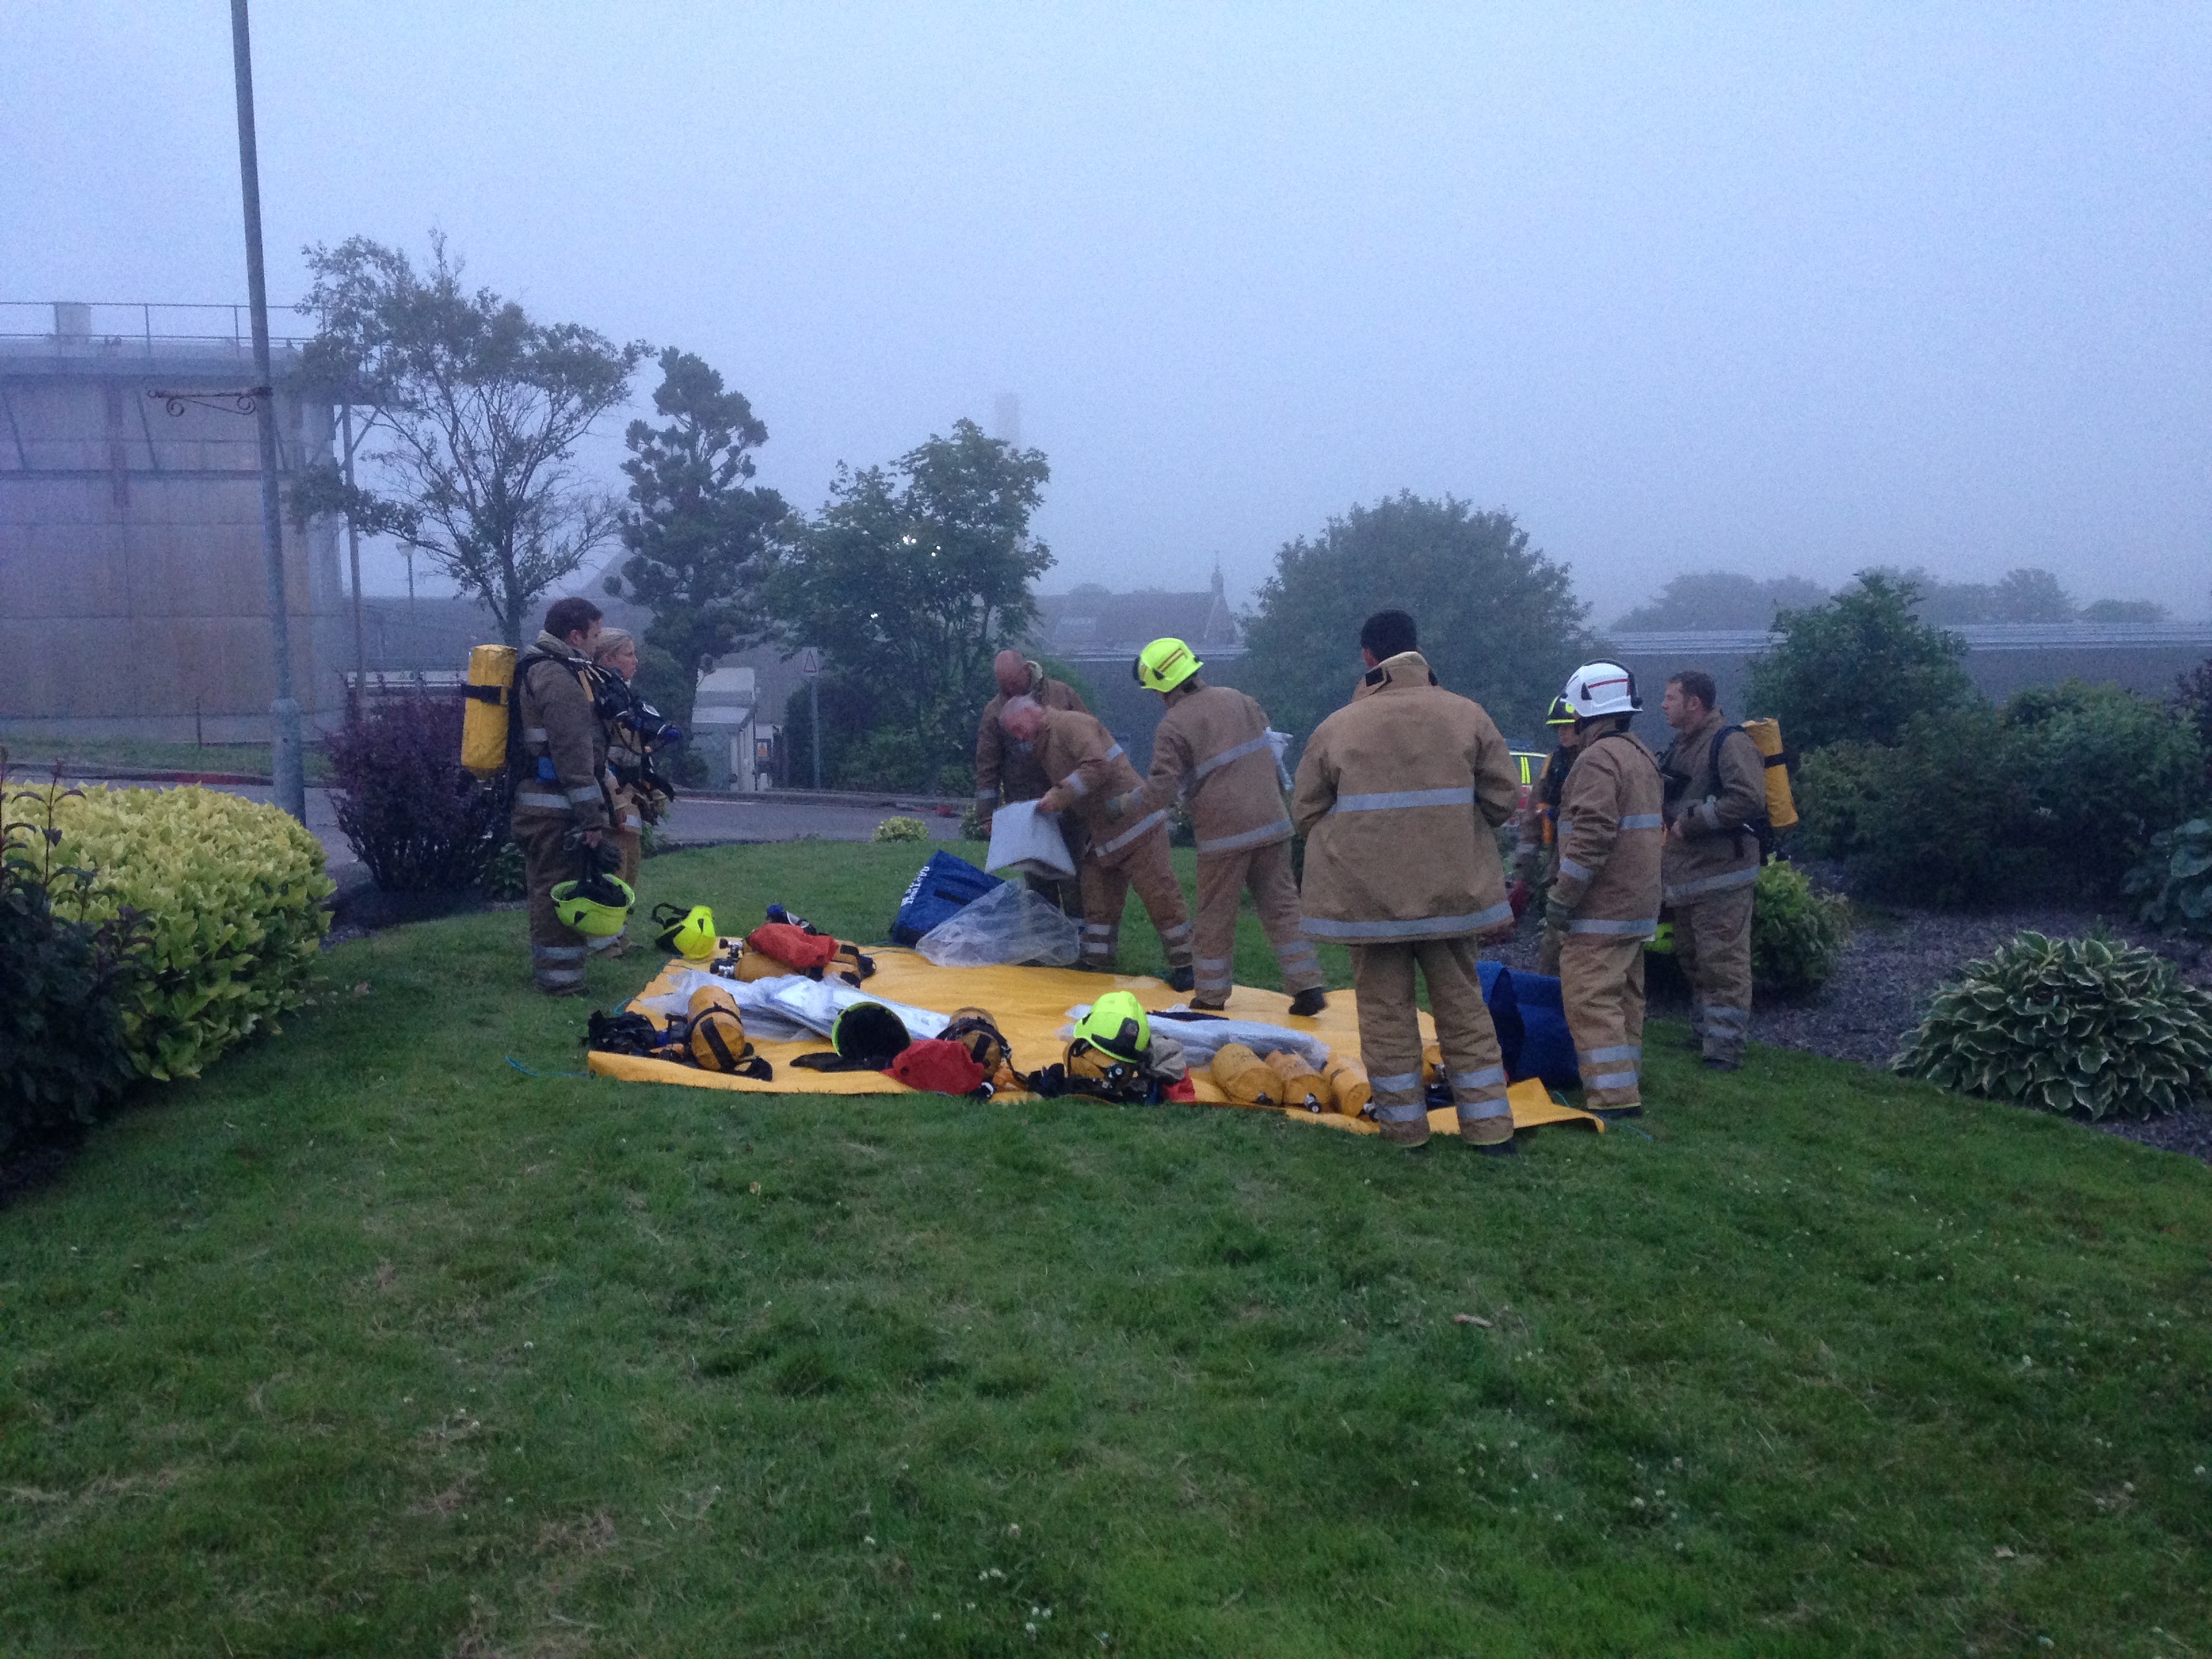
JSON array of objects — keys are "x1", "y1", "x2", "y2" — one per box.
[
  {"x1": 295, "y1": 234, "x2": 646, "y2": 644},
  {"x1": 1240, "y1": 494, "x2": 1594, "y2": 742},
  {"x1": 767, "y1": 420, "x2": 1051, "y2": 792}
]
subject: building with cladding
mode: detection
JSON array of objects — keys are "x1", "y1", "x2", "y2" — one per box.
[{"x1": 0, "y1": 302, "x2": 346, "y2": 741}]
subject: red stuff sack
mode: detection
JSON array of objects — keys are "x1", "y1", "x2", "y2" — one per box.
[
  {"x1": 745, "y1": 922, "x2": 840, "y2": 974},
  {"x1": 888, "y1": 1038, "x2": 988, "y2": 1097}
]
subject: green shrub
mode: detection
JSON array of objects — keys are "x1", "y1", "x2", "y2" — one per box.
[
  {"x1": 2003, "y1": 680, "x2": 2207, "y2": 892},
  {"x1": 1750, "y1": 862, "x2": 1851, "y2": 995},
  {"x1": 1793, "y1": 740, "x2": 1886, "y2": 862},
  {"x1": 873, "y1": 815, "x2": 929, "y2": 843},
  {"x1": 1894, "y1": 932, "x2": 2212, "y2": 1119},
  {"x1": 2125, "y1": 817, "x2": 2212, "y2": 936},
  {"x1": 1, "y1": 774, "x2": 143, "y2": 1151},
  {"x1": 38, "y1": 785, "x2": 334, "y2": 1081},
  {"x1": 1819, "y1": 704, "x2": 2030, "y2": 908},
  {"x1": 1747, "y1": 570, "x2": 1974, "y2": 750},
  {"x1": 479, "y1": 837, "x2": 526, "y2": 900}
]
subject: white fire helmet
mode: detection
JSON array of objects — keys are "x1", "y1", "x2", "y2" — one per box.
[{"x1": 1560, "y1": 661, "x2": 1641, "y2": 720}]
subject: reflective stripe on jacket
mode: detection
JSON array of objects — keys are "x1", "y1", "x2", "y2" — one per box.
[
  {"x1": 1659, "y1": 707, "x2": 1763, "y2": 903},
  {"x1": 1550, "y1": 729, "x2": 1664, "y2": 938},
  {"x1": 974, "y1": 666, "x2": 1090, "y2": 810},
  {"x1": 515, "y1": 632, "x2": 611, "y2": 830},
  {"x1": 1290, "y1": 651, "x2": 1519, "y2": 942},
  {"x1": 1119, "y1": 680, "x2": 1290, "y2": 857},
  {"x1": 1033, "y1": 709, "x2": 1161, "y2": 866}
]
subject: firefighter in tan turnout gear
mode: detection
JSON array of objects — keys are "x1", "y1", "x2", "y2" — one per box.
[
  {"x1": 1658, "y1": 669, "x2": 1766, "y2": 1070},
  {"x1": 513, "y1": 597, "x2": 616, "y2": 995},
  {"x1": 1000, "y1": 696, "x2": 1197, "y2": 988},
  {"x1": 974, "y1": 649, "x2": 1091, "y2": 909},
  {"x1": 1545, "y1": 662, "x2": 1665, "y2": 1115},
  {"x1": 1508, "y1": 695, "x2": 1581, "y2": 976},
  {"x1": 1291, "y1": 610, "x2": 1521, "y2": 1153},
  {"x1": 1110, "y1": 638, "x2": 1326, "y2": 1017}
]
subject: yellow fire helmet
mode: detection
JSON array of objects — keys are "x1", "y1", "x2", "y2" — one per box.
[
  {"x1": 651, "y1": 902, "x2": 718, "y2": 961},
  {"x1": 551, "y1": 873, "x2": 635, "y2": 938},
  {"x1": 1133, "y1": 637, "x2": 1202, "y2": 695},
  {"x1": 1073, "y1": 990, "x2": 1151, "y2": 1064}
]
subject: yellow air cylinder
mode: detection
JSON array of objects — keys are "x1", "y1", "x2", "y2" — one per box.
[
  {"x1": 460, "y1": 644, "x2": 517, "y2": 777},
  {"x1": 1741, "y1": 718, "x2": 1797, "y2": 832},
  {"x1": 687, "y1": 984, "x2": 740, "y2": 1021},
  {"x1": 1263, "y1": 1049, "x2": 1333, "y2": 1113},
  {"x1": 1208, "y1": 1042, "x2": 1281, "y2": 1108},
  {"x1": 1322, "y1": 1055, "x2": 1371, "y2": 1118}
]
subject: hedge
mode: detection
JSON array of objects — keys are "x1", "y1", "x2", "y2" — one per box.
[{"x1": 35, "y1": 785, "x2": 333, "y2": 1081}]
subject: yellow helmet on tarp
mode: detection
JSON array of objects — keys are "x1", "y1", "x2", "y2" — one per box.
[
  {"x1": 1074, "y1": 991, "x2": 1150, "y2": 1062},
  {"x1": 652, "y1": 902, "x2": 717, "y2": 960},
  {"x1": 552, "y1": 873, "x2": 635, "y2": 937},
  {"x1": 1134, "y1": 637, "x2": 1202, "y2": 695}
]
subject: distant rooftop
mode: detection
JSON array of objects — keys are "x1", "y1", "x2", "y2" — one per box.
[
  {"x1": 1608, "y1": 623, "x2": 2212, "y2": 655},
  {"x1": 0, "y1": 300, "x2": 312, "y2": 373},
  {"x1": 1030, "y1": 568, "x2": 1244, "y2": 663}
]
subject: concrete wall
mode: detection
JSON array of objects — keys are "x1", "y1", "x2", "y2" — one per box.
[{"x1": 0, "y1": 336, "x2": 343, "y2": 740}]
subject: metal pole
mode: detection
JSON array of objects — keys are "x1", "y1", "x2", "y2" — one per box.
[
  {"x1": 342, "y1": 402, "x2": 366, "y2": 684},
  {"x1": 810, "y1": 675, "x2": 822, "y2": 791},
  {"x1": 230, "y1": 0, "x2": 305, "y2": 820}
]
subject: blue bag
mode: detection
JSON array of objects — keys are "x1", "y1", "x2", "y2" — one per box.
[
  {"x1": 889, "y1": 851, "x2": 1002, "y2": 945},
  {"x1": 1477, "y1": 962, "x2": 1581, "y2": 1089}
]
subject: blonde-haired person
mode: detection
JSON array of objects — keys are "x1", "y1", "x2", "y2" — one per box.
[{"x1": 590, "y1": 628, "x2": 647, "y2": 955}]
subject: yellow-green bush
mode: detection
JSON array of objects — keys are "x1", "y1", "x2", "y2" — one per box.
[{"x1": 38, "y1": 786, "x2": 333, "y2": 1080}]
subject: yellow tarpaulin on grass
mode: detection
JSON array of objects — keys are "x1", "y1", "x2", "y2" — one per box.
[{"x1": 587, "y1": 945, "x2": 1602, "y2": 1137}]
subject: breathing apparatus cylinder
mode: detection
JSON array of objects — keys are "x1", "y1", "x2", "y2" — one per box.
[
  {"x1": 1321, "y1": 1055, "x2": 1371, "y2": 1118},
  {"x1": 1740, "y1": 718, "x2": 1798, "y2": 832},
  {"x1": 1263, "y1": 1049, "x2": 1332, "y2": 1112},
  {"x1": 1208, "y1": 1042, "x2": 1282, "y2": 1108},
  {"x1": 461, "y1": 644, "x2": 518, "y2": 777}
]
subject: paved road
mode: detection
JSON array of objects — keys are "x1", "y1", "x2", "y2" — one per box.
[{"x1": 78, "y1": 780, "x2": 965, "y2": 876}]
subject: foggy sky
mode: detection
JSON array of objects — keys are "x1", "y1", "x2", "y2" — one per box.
[{"x1": 5, "y1": 3, "x2": 2207, "y2": 621}]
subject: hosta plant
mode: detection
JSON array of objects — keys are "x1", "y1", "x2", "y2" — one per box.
[
  {"x1": 2124, "y1": 816, "x2": 2212, "y2": 937},
  {"x1": 1894, "y1": 932, "x2": 2212, "y2": 1120}
]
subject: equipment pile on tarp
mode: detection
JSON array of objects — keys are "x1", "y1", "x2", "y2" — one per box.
[{"x1": 582, "y1": 853, "x2": 1603, "y2": 1139}]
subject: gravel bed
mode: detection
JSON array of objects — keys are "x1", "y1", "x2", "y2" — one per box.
[{"x1": 1492, "y1": 870, "x2": 2212, "y2": 1166}]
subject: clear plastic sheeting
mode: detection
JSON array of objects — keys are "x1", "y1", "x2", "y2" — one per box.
[
  {"x1": 917, "y1": 879, "x2": 1082, "y2": 968},
  {"x1": 634, "y1": 969, "x2": 816, "y2": 1040},
  {"x1": 764, "y1": 976, "x2": 953, "y2": 1041},
  {"x1": 1064, "y1": 1002, "x2": 1333, "y2": 1069},
  {"x1": 984, "y1": 799, "x2": 1077, "y2": 879}
]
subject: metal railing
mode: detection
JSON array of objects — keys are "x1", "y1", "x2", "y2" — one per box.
[{"x1": 0, "y1": 300, "x2": 313, "y2": 356}]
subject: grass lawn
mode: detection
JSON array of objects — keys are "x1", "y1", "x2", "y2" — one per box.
[
  {"x1": 3, "y1": 842, "x2": 2208, "y2": 1656},
  {"x1": 0, "y1": 735, "x2": 336, "y2": 784}
]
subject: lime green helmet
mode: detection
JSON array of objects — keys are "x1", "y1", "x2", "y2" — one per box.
[
  {"x1": 652, "y1": 902, "x2": 717, "y2": 960},
  {"x1": 552, "y1": 873, "x2": 635, "y2": 937},
  {"x1": 1134, "y1": 637, "x2": 1202, "y2": 695},
  {"x1": 1074, "y1": 991, "x2": 1151, "y2": 1063}
]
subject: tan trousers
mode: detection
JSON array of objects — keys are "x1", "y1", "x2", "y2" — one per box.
[
  {"x1": 1559, "y1": 933, "x2": 1647, "y2": 1108},
  {"x1": 1192, "y1": 838, "x2": 1320, "y2": 1008},
  {"x1": 1351, "y1": 935, "x2": 1511, "y2": 1144},
  {"x1": 591, "y1": 788, "x2": 645, "y2": 959},
  {"x1": 515, "y1": 812, "x2": 589, "y2": 994},
  {"x1": 1675, "y1": 885, "x2": 1755, "y2": 1062},
  {"x1": 1079, "y1": 829, "x2": 1194, "y2": 973}
]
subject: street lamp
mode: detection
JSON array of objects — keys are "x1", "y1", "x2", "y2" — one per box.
[{"x1": 229, "y1": 0, "x2": 306, "y2": 821}]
